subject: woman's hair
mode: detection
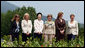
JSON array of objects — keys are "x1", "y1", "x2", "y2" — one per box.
[
  {"x1": 70, "y1": 14, "x2": 75, "y2": 18},
  {"x1": 11, "y1": 14, "x2": 20, "y2": 21},
  {"x1": 47, "y1": 14, "x2": 53, "y2": 18},
  {"x1": 57, "y1": 12, "x2": 63, "y2": 19},
  {"x1": 23, "y1": 13, "x2": 30, "y2": 20},
  {"x1": 37, "y1": 12, "x2": 42, "y2": 17}
]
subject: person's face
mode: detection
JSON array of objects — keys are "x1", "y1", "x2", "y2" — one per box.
[
  {"x1": 60, "y1": 14, "x2": 63, "y2": 19},
  {"x1": 48, "y1": 16, "x2": 52, "y2": 21},
  {"x1": 38, "y1": 14, "x2": 42, "y2": 20},
  {"x1": 16, "y1": 16, "x2": 20, "y2": 21},
  {"x1": 25, "y1": 15, "x2": 29, "y2": 20},
  {"x1": 70, "y1": 16, "x2": 74, "y2": 20}
]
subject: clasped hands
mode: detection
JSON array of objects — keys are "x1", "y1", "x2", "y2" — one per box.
[{"x1": 60, "y1": 30, "x2": 64, "y2": 34}]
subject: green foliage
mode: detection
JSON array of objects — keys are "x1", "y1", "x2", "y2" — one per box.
[
  {"x1": 1, "y1": 35, "x2": 84, "y2": 47},
  {"x1": 1, "y1": 6, "x2": 37, "y2": 37}
]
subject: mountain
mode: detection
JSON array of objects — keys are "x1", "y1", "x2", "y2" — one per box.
[{"x1": 1, "y1": 1, "x2": 19, "y2": 13}]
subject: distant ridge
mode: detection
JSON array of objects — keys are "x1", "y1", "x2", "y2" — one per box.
[{"x1": 1, "y1": 1, "x2": 18, "y2": 13}]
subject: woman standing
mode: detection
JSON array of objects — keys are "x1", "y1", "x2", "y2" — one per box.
[
  {"x1": 34, "y1": 13, "x2": 44, "y2": 41},
  {"x1": 21, "y1": 13, "x2": 32, "y2": 41},
  {"x1": 55, "y1": 12, "x2": 66, "y2": 41},
  {"x1": 66, "y1": 14, "x2": 78, "y2": 40},
  {"x1": 10, "y1": 14, "x2": 21, "y2": 41},
  {"x1": 43, "y1": 14, "x2": 55, "y2": 45}
]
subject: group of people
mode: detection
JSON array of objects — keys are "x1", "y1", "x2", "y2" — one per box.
[{"x1": 9, "y1": 12, "x2": 78, "y2": 45}]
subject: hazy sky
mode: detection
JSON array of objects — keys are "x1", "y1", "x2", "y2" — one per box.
[{"x1": 7, "y1": 1, "x2": 84, "y2": 24}]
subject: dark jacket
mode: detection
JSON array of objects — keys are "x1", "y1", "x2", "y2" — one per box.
[
  {"x1": 55, "y1": 19, "x2": 66, "y2": 31},
  {"x1": 55, "y1": 19, "x2": 66, "y2": 40},
  {"x1": 10, "y1": 20, "x2": 21, "y2": 35}
]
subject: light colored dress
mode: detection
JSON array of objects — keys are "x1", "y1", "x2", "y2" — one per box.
[
  {"x1": 66, "y1": 20, "x2": 78, "y2": 35},
  {"x1": 43, "y1": 20, "x2": 55, "y2": 44}
]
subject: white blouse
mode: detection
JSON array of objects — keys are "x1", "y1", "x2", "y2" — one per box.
[
  {"x1": 66, "y1": 20, "x2": 78, "y2": 35},
  {"x1": 21, "y1": 20, "x2": 32, "y2": 34},
  {"x1": 34, "y1": 19, "x2": 44, "y2": 33}
]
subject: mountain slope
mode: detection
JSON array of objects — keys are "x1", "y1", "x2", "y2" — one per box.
[{"x1": 1, "y1": 1, "x2": 18, "y2": 13}]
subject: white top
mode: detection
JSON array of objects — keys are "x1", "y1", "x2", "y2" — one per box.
[
  {"x1": 15, "y1": 22, "x2": 20, "y2": 32},
  {"x1": 34, "y1": 19, "x2": 44, "y2": 33},
  {"x1": 66, "y1": 20, "x2": 78, "y2": 35},
  {"x1": 21, "y1": 20, "x2": 32, "y2": 34},
  {"x1": 16, "y1": 22, "x2": 19, "y2": 26}
]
